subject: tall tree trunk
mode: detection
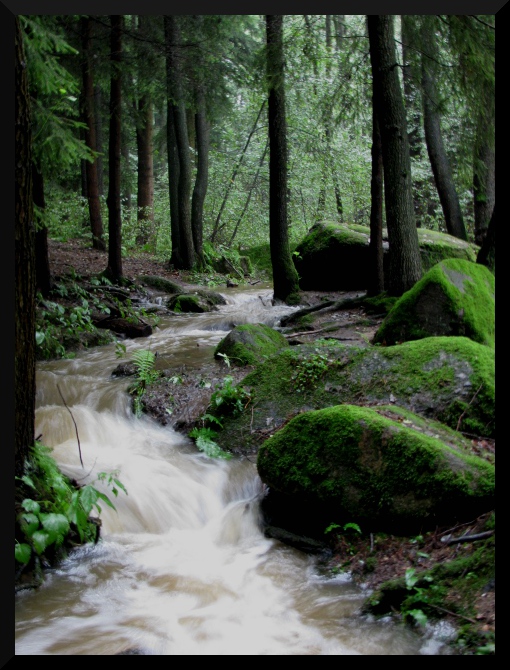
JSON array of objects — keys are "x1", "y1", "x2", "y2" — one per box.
[
  {"x1": 81, "y1": 16, "x2": 105, "y2": 251},
  {"x1": 94, "y1": 85, "x2": 104, "y2": 196},
  {"x1": 32, "y1": 164, "x2": 51, "y2": 297},
  {"x1": 367, "y1": 15, "x2": 422, "y2": 296},
  {"x1": 15, "y1": 15, "x2": 36, "y2": 476},
  {"x1": 165, "y1": 15, "x2": 194, "y2": 270},
  {"x1": 473, "y1": 107, "x2": 495, "y2": 246},
  {"x1": 266, "y1": 15, "x2": 300, "y2": 305},
  {"x1": 420, "y1": 16, "x2": 467, "y2": 240},
  {"x1": 105, "y1": 15, "x2": 123, "y2": 282},
  {"x1": 191, "y1": 93, "x2": 209, "y2": 268},
  {"x1": 164, "y1": 17, "x2": 181, "y2": 268},
  {"x1": 476, "y1": 205, "x2": 495, "y2": 273},
  {"x1": 367, "y1": 93, "x2": 385, "y2": 296},
  {"x1": 135, "y1": 94, "x2": 154, "y2": 246}
]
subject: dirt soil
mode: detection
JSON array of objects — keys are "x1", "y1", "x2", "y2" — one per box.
[{"x1": 46, "y1": 238, "x2": 495, "y2": 653}]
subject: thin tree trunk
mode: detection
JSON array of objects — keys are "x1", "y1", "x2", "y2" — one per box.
[
  {"x1": 81, "y1": 16, "x2": 105, "y2": 251},
  {"x1": 210, "y1": 100, "x2": 266, "y2": 243},
  {"x1": 94, "y1": 85, "x2": 104, "y2": 196},
  {"x1": 476, "y1": 205, "x2": 495, "y2": 272},
  {"x1": 191, "y1": 99, "x2": 209, "y2": 268},
  {"x1": 105, "y1": 15, "x2": 123, "y2": 282},
  {"x1": 421, "y1": 17, "x2": 467, "y2": 240},
  {"x1": 135, "y1": 95, "x2": 154, "y2": 246},
  {"x1": 228, "y1": 138, "x2": 269, "y2": 248},
  {"x1": 166, "y1": 15, "x2": 194, "y2": 270},
  {"x1": 15, "y1": 14, "x2": 36, "y2": 476},
  {"x1": 473, "y1": 108, "x2": 495, "y2": 246},
  {"x1": 266, "y1": 15, "x2": 300, "y2": 304},
  {"x1": 367, "y1": 15, "x2": 422, "y2": 296}
]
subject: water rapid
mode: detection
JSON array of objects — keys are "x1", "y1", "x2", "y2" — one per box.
[{"x1": 15, "y1": 285, "x2": 454, "y2": 655}]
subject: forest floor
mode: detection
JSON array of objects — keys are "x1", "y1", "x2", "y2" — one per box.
[{"x1": 46, "y1": 238, "x2": 495, "y2": 655}]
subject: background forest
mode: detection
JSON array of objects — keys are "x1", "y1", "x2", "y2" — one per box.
[{"x1": 19, "y1": 14, "x2": 495, "y2": 278}]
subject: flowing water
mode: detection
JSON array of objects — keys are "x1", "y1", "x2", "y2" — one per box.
[{"x1": 15, "y1": 285, "x2": 455, "y2": 655}]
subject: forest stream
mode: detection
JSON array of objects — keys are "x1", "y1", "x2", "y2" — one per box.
[{"x1": 15, "y1": 285, "x2": 457, "y2": 655}]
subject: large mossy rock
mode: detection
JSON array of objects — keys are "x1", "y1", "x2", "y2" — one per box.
[
  {"x1": 136, "y1": 275, "x2": 184, "y2": 294},
  {"x1": 293, "y1": 221, "x2": 477, "y2": 291},
  {"x1": 373, "y1": 258, "x2": 495, "y2": 348},
  {"x1": 215, "y1": 336, "x2": 494, "y2": 458},
  {"x1": 166, "y1": 288, "x2": 227, "y2": 313},
  {"x1": 256, "y1": 404, "x2": 495, "y2": 538},
  {"x1": 214, "y1": 323, "x2": 289, "y2": 366}
]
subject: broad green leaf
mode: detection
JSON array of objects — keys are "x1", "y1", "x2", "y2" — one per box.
[
  {"x1": 15, "y1": 543, "x2": 32, "y2": 564},
  {"x1": 79, "y1": 485, "x2": 99, "y2": 514},
  {"x1": 40, "y1": 512, "x2": 70, "y2": 536},
  {"x1": 21, "y1": 512, "x2": 40, "y2": 536},
  {"x1": 22, "y1": 499, "x2": 41, "y2": 514},
  {"x1": 31, "y1": 530, "x2": 51, "y2": 555},
  {"x1": 35, "y1": 331, "x2": 46, "y2": 345},
  {"x1": 408, "y1": 609, "x2": 428, "y2": 626}
]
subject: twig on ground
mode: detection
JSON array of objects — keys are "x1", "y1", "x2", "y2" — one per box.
[
  {"x1": 56, "y1": 383, "x2": 84, "y2": 468},
  {"x1": 456, "y1": 384, "x2": 483, "y2": 431}
]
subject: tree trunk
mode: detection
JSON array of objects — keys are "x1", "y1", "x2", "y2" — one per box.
[
  {"x1": 476, "y1": 205, "x2": 495, "y2": 273},
  {"x1": 473, "y1": 107, "x2": 495, "y2": 246},
  {"x1": 367, "y1": 15, "x2": 422, "y2": 296},
  {"x1": 81, "y1": 16, "x2": 106, "y2": 251},
  {"x1": 165, "y1": 15, "x2": 194, "y2": 270},
  {"x1": 15, "y1": 15, "x2": 36, "y2": 477},
  {"x1": 94, "y1": 85, "x2": 104, "y2": 196},
  {"x1": 105, "y1": 15, "x2": 123, "y2": 282},
  {"x1": 421, "y1": 16, "x2": 467, "y2": 240},
  {"x1": 367, "y1": 93, "x2": 385, "y2": 296},
  {"x1": 135, "y1": 95, "x2": 154, "y2": 246},
  {"x1": 266, "y1": 15, "x2": 300, "y2": 304},
  {"x1": 32, "y1": 164, "x2": 52, "y2": 297},
  {"x1": 191, "y1": 93, "x2": 209, "y2": 268}
]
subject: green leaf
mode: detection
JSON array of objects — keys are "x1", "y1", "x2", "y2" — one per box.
[
  {"x1": 35, "y1": 331, "x2": 46, "y2": 345},
  {"x1": 20, "y1": 512, "x2": 40, "y2": 536},
  {"x1": 405, "y1": 568, "x2": 419, "y2": 589},
  {"x1": 79, "y1": 485, "x2": 99, "y2": 514},
  {"x1": 39, "y1": 512, "x2": 70, "y2": 537},
  {"x1": 95, "y1": 491, "x2": 117, "y2": 511},
  {"x1": 31, "y1": 530, "x2": 52, "y2": 555},
  {"x1": 15, "y1": 543, "x2": 32, "y2": 564},
  {"x1": 407, "y1": 609, "x2": 428, "y2": 626},
  {"x1": 343, "y1": 522, "x2": 362, "y2": 534},
  {"x1": 22, "y1": 499, "x2": 41, "y2": 514}
]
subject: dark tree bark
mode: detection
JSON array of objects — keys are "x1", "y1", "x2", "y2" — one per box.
[
  {"x1": 32, "y1": 163, "x2": 52, "y2": 297},
  {"x1": 15, "y1": 15, "x2": 36, "y2": 477},
  {"x1": 367, "y1": 15, "x2": 422, "y2": 296},
  {"x1": 421, "y1": 16, "x2": 467, "y2": 241},
  {"x1": 105, "y1": 15, "x2": 123, "y2": 282},
  {"x1": 81, "y1": 16, "x2": 106, "y2": 251},
  {"x1": 476, "y1": 205, "x2": 495, "y2": 273},
  {"x1": 191, "y1": 89, "x2": 209, "y2": 268},
  {"x1": 165, "y1": 15, "x2": 194, "y2": 270},
  {"x1": 266, "y1": 15, "x2": 300, "y2": 304},
  {"x1": 135, "y1": 94, "x2": 154, "y2": 246},
  {"x1": 367, "y1": 94, "x2": 385, "y2": 296},
  {"x1": 401, "y1": 15, "x2": 422, "y2": 160},
  {"x1": 473, "y1": 107, "x2": 495, "y2": 246},
  {"x1": 94, "y1": 85, "x2": 104, "y2": 196}
]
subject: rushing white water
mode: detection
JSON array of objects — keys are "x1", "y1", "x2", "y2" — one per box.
[{"x1": 15, "y1": 286, "x2": 455, "y2": 655}]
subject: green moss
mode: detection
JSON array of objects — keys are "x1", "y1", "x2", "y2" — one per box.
[
  {"x1": 136, "y1": 275, "x2": 183, "y2": 294},
  {"x1": 257, "y1": 404, "x2": 494, "y2": 532},
  {"x1": 374, "y1": 259, "x2": 495, "y2": 348},
  {"x1": 214, "y1": 323, "x2": 289, "y2": 367}
]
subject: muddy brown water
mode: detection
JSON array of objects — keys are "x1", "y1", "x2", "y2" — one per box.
[{"x1": 15, "y1": 285, "x2": 456, "y2": 655}]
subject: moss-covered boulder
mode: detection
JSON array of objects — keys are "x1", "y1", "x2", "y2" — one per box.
[
  {"x1": 293, "y1": 221, "x2": 478, "y2": 291},
  {"x1": 256, "y1": 404, "x2": 495, "y2": 538},
  {"x1": 214, "y1": 323, "x2": 289, "y2": 366},
  {"x1": 166, "y1": 289, "x2": 227, "y2": 313},
  {"x1": 214, "y1": 335, "x2": 494, "y2": 457},
  {"x1": 373, "y1": 259, "x2": 495, "y2": 348},
  {"x1": 136, "y1": 275, "x2": 184, "y2": 294}
]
